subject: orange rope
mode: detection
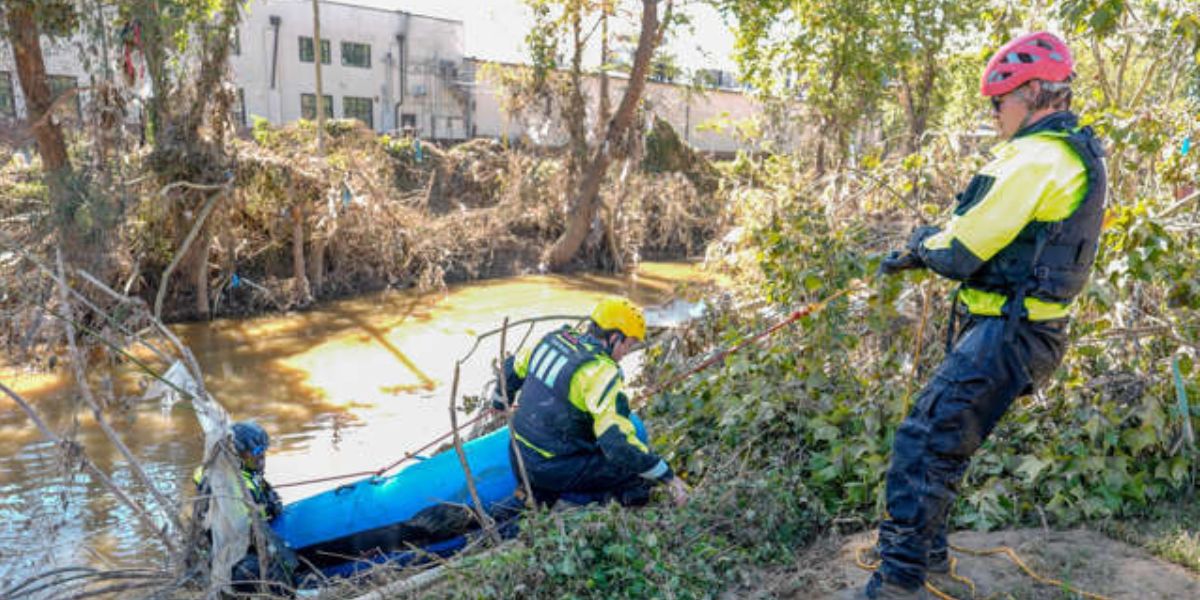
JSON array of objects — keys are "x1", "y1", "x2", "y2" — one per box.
[
  {"x1": 853, "y1": 542, "x2": 1115, "y2": 600},
  {"x1": 275, "y1": 288, "x2": 855, "y2": 489}
]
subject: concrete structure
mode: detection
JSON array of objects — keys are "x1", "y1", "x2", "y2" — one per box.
[
  {"x1": 470, "y1": 59, "x2": 759, "y2": 156},
  {"x1": 0, "y1": 31, "x2": 88, "y2": 126},
  {"x1": 232, "y1": 0, "x2": 471, "y2": 138},
  {"x1": 0, "y1": 0, "x2": 763, "y2": 155}
]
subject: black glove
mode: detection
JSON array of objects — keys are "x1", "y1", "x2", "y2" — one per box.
[
  {"x1": 879, "y1": 250, "x2": 925, "y2": 275},
  {"x1": 258, "y1": 478, "x2": 283, "y2": 520},
  {"x1": 488, "y1": 381, "x2": 511, "y2": 411},
  {"x1": 906, "y1": 225, "x2": 941, "y2": 254}
]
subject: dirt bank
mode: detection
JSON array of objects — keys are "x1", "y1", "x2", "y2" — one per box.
[{"x1": 792, "y1": 528, "x2": 1200, "y2": 599}]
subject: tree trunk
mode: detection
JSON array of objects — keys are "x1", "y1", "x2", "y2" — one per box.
[
  {"x1": 309, "y1": 236, "x2": 326, "y2": 291},
  {"x1": 291, "y1": 204, "x2": 311, "y2": 301},
  {"x1": 133, "y1": 0, "x2": 169, "y2": 143},
  {"x1": 5, "y1": 3, "x2": 72, "y2": 199},
  {"x1": 182, "y1": 0, "x2": 240, "y2": 143},
  {"x1": 192, "y1": 229, "x2": 211, "y2": 317},
  {"x1": 815, "y1": 136, "x2": 827, "y2": 177},
  {"x1": 312, "y1": 0, "x2": 326, "y2": 155},
  {"x1": 545, "y1": 0, "x2": 663, "y2": 270},
  {"x1": 310, "y1": 0, "x2": 328, "y2": 290},
  {"x1": 596, "y1": 2, "x2": 611, "y2": 139},
  {"x1": 565, "y1": 5, "x2": 588, "y2": 179}
]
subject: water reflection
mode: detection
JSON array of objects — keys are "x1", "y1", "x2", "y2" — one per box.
[{"x1": 0, "y1": 262, "x2": 704, "y2": 586}]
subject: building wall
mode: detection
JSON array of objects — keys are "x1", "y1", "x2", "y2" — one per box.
[
  {"x1": 468, "y1": 60, "x2": 762, "y2": 156},
  {"x1": 0, "y1": 1, "x2": 764, "y2": 155},
  {"x1": 233, "y1": 0, "x2": 469, "y2": 138},
  {"x1": 0, "y1": 32, "x2": 92, "y2": 125}
]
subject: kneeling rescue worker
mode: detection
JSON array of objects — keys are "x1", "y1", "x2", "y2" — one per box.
[
  {"x1": 846, "y1": 32, "x2": 1108, "y2": 599},
  {"x1": 493, "y1": 296, "x2": 689, "y2": 508},
  {"x1": 193, "y1": 420, "x2": 295, "y2": 593}
]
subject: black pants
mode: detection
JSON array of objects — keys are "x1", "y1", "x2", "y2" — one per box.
[
  {"x1": 874, "y1": 315, "x2": 1068, "y2": 591},
  {"x1": 510, "y1": 444, "x2": 655, "y2": 507}
]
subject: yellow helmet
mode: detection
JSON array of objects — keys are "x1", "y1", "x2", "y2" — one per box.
[{"x1": 590, "y1": 296, "x2": 646, "y2": 341}]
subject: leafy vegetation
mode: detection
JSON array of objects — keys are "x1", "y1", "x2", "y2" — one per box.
[
  {"x1": 2, "y1": 0, "x2": 1199, "y2": 597},
  {"x1": 427, "y1": 2, "x2": 1199, "y2": 598}
]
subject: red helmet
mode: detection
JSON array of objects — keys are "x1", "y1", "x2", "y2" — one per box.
[{"x1": 980, "y1": 32, "x2": 1074, "y2": 97}]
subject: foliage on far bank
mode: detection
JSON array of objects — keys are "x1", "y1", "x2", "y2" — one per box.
[{"x1": 1, "y1": 115, "x2": 724, "y2": 365}]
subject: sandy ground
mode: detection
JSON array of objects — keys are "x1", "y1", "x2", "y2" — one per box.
[{"x1": 753, "y1": 528, "x2": 1200, "y2": 599}]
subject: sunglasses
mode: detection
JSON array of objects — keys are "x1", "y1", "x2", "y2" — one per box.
[{"x1": 991, "y1": 85, "x2": 1031, "y2": 113}]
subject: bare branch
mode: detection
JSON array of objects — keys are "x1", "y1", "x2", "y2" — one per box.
[
  {"x1": 448, "y1": 362, "x2": 501, "y2": 544},
  {"x1": 154, "y1": 181, "x2": 232, "y2": 320},
  {"x1": 54, "y1": 247, "x2": 186, "y2": 539},
  {"x1": 0, "y1": 382, "x2": 181, "y2": 556}
]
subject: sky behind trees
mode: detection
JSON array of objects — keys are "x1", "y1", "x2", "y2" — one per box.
[{"x1": 380, "y1": 0, "x2": 738, "y2": 72}]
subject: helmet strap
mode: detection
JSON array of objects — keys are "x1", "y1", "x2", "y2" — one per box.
[
  {"x1": 604, "y1": 331, "x2": 626, "y2": 355},
  {"x1": 1011, "y1": 86, "x2": 1037, "y2": 136}
]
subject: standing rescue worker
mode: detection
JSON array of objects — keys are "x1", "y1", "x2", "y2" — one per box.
[
  {"x1": 493, "y1": 297, "x2": 689, "y2": 508},
  {"x1": 847, "y1": 32, "x2": 1108, "y2": 599}
]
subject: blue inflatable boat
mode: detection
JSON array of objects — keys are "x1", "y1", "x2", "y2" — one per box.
[{"x1": 272, "y1": 416, "x2": 647, "y2": 578}]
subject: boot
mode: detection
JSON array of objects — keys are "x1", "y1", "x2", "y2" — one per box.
[
  {"x1": 927, "y1": 549, "x2": 950, "y2": 575},
  {"x1": 832, "y1": 574, "x2": 929, "y2": 599}
]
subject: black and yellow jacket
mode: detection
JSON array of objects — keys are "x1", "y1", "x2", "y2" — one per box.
[
  {"x1": 915, "y1": 112, "x2": 1107, "y2": 320},
  {"x1": 193, "y1": 466, "x2": 283, "y2": 522},
  {"x1": 501, "y1": 327, "x2": 673, "y2": 482}
]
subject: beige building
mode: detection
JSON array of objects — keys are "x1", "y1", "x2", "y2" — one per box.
[
  {"x1": 470, "y1": 59, "x2": 760, "y2": 156},
  {"x1": 1, "y1": 0, "x2": 765, "y2": 155},
  {"x1": 232, "y1": 0, "x2": 470, "y2": 138},
  {"x1": 0, "y1": 30, "x2": 88, "y2": 125}
]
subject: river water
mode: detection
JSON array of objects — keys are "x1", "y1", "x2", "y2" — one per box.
[{"x1": 0, "y1": 262, "x2": 705, "y2": 588}]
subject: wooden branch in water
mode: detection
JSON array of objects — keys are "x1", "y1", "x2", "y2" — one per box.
[
  {"x1": 2, "y1": 234, "x2": 220, "y2": 449},
  {"x1": 63, "y1": 579, "x2": 170, "y2": 600},
  {"x1": 0, "y1": 566, "x2": 98, "y2": 598},
  {"x1": 448, "y1": 362, "x2": 501, "y2": 545},
  {"x1": 3, "y1": 566, "x2": 171, "y2": 600},
  {"x1": 457, "y1": 314, "x2": 585, "y2": 364},
  {"x1": 498, "y1": 316, "x2": 536, "y2": 509},
  {"x1": 0, "y1": 382, "x2": 180, "y2": 556},
  {"x1": 154, "y1": 182, "x2": 230, "y2": 320},
  {"x1": 54, "y1": 248, "x2": 187, "y2": 539},
  {"x1": 148, "y1": 321, "x2": 210, "y2": 402}
]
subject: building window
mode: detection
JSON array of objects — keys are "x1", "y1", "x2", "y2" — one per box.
[
  {"x1": 341, "y1": 42, "x2": 371, "y2": 68},
  {"x1": 699, "y1": 69, "x2": 740, "y2": 90},
  {"x1": 47, "y1": 74, "x2": 81, "y2": 120},
  {"x1": 231, "y1": 27, "x2": 240, "y2": 56},
  {"x1": 0, "y1": 71, "x2": 15, "y2": 118},
  {"x1": 343, "y1": 96, "x2": 372, "y2": 128},
  {"x1": 299, "y1": 36, "x2": 330, "y2": 64},
  {"x1": 300, "y1": 93, "x2": 333, "y2": 120},
  {"x1": 234, "y1": 88, "x2": 246, "y2": 128}
]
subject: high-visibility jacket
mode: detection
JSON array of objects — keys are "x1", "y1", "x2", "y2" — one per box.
[
  {"x1": 193, "y1": 466, "x2": 282, "y2": 521},
  {"x1": 502, "y1": 327, "x2": 672, "y2": 482},
  {"x1": 916, "y1": 111, "x2": 1107, "y2": 321}
]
